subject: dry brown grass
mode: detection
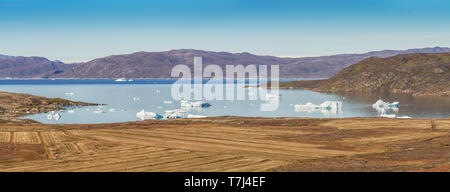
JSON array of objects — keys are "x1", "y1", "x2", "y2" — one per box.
[{"x1": 0, "y1": 117, "x2": 448, "y2": 172}]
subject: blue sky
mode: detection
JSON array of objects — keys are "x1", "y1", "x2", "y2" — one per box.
[{"x1": 0, "y1": 0, "x2": 449, "y2": 62}]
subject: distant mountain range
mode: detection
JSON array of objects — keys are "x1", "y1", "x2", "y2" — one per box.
[
  {"x1": 1, "y1": 47, "x2": 449, "y2": 78},
  {"x1": 0, "y1": 56, "x2": 75, "y2": 78},
  {"x1": 277, "y1": 52, "x2": 450, "y2": 97}
]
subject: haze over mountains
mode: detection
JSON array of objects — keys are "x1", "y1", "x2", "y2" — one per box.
[{"x1": 0, "y1": 47, "x2": 449, "y2": 79}]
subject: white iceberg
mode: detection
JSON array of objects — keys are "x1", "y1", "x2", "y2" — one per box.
[
  {"x1": 180, "y1": 100, "x2": 211, "y2": 108},
  {"x1": 136, "y1": 109, "x2": 162, "y2": 120},
  {"x1": 115, "y1": 78, "x2": 127, "y2": 82},
  {"x1": 294, "y1": 101, "x2": 343, "y2": 116},
  {"x1": 372, "y1": 99, "x2": 399, "y2": 109},
  {"x1": 163, "y1": 100, "x2": 172, "y2": 104},
  {"x1": 164, "y1": 109, "x2": 186, "y2": 119}
]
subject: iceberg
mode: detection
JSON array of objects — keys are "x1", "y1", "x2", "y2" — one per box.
[
  {"x1": 47, "y1": 113, "x2": 61, "y2": 120},
  {"x1": 163, "y1": 100, "x2": 172, "y2": 104},
  {"x1": 136, "y1": 109, "x2": 162, "y2": 120},
  {"x1": 115, "y1": 78, "x2": 127, "y2": 82},
  {"x1": 372, "y1": 99, "x2": 399, "y2": 109},
  {"x1": 180, "y1": 100, "x2": 211, "y2": 108},
  {"x1": 164, "y1": 109, "x2": 186, "y2": 119},
  {"x1": 294, "y1": 101, "x2": 343, "y2": 116}
]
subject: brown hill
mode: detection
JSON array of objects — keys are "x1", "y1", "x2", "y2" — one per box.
[
  {"x1": 53, "y1": 47, "x2": 450, "y2": 78},
  {"x1": 0, "y1": 56, "x2": 74, "y2": 78},
  {"x1": 277, "y1": 53, "x2": 450, "y2": 97}
]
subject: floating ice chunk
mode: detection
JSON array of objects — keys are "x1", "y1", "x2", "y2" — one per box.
[
  {"x1": 132, "y1": 97, "x2": 140, "y2": 102},
  {"x1": 180, "y1": 100, "x2": 211, "y2": 108},
  {"x1": 47, "y1": 114, "x2": 53, "y2": 120},
  {"x1": 108, "y1": 108, "x2": 118, "y2": 112},
  {"x1": 294, "y1": 101, "x2": 343, "y2": 116},
  {"x1": 115, "y1": 78, "x2": 127, "y2": 82},
  {"x1": 397, "y1": 116, "x2": 412, "y2": 119},
  {"x1": 187, "y1": 114, "x2": 207, "y2": 118},
  {"x1": 319, "y1": 101, "x2": 343, "y2": 110},
  {"x1": 53, "y1": 113, "x2": 61, "y2": 120},
  {"x1": 67, "y1": 110, "x2": 75, "y2": 114},
  {"x1": 157, "y1": 106, "x2": 162, "y2": 109},
  {"x1": 373, "y1": 99, "x2": 399, "y2": 109},
  {"x1": 156, "y1": 90, "x2": 160, "y2": 93},
  {"x1": 164, "y1": 109, "x2": 186, "y2": 119},
  {"x1": 128, "y1": 79, "x2": 134, "y2": 82},
  {"x1": 136, "y1": 109, "x2": 161, "y2": 120},
  {"x1": 65, "y1": 92, "x2": 75, "y2": 96},
  {"x1": 163, "y1": 100, "x2": 172, "y2": 104}
]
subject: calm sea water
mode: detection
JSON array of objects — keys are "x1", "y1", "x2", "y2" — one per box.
[{"x1": 0, "y1": 79, "x2": 449, "y2": 124}]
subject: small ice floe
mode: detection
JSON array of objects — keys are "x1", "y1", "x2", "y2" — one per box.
[
  {"x1": 156, "y1": 90, "x2": 160, "y2": 93},
  {"x1": 115, "y1": 78, "x2": 127, "y2": 82},
  {"x1": 128, "y1": 79, "x2": 134, "y2": 82},
  {"x1": 397, "y1": 116, "x2": 412, "y2": 119},
  {"x1": 136, "y1": 109, "x2": 162, "y2": 120},
  {"x1": 223, "y1": 106, "x2": 228, "y2": 109},
  {"x1": 164, "y1": 109, "x2": 186, "y2": 119},
  {"x1": 372, "y1": 100, "x2": 399, "y2": 109},
  {"x1": 187, "y1": 114, "x2": 207, "y2": 118},
  {"x1": 53, "y1": 113, "x2": 61, "y2": 120},
  {"x1": 157, "y1": 106, "x2": 162, "y2": 109},
  {"x1": 67, "y1": 110, "x2": 75, "y2": 114},
  {"x1": 180, "y1": 100, "x2": 211, "y2": 108},
  {"x1": 108, "y1": 108, "x2": 118, "y2": 112},
  {"x1": 47, "y1": 113, "x2": 61, "y2": 120},
  {"x1": 163, "y1": 100, "x2": 172, "y2": 104},
  {"x1": 132, "y1": 97, "x2": 140, "y2": 102}
]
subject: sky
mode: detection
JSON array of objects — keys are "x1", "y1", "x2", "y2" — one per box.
[{"x1": 0, "y1": 0, "x2": 449, "y2": 62}]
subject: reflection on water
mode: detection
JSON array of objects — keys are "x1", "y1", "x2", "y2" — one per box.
[{"x1": 0, "y1": 79, "x2": 448, "y2": 124}]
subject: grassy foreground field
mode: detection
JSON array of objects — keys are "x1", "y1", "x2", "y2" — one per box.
[{"x1": 0, "y1": 117, "x2": 449, "y2": 172}]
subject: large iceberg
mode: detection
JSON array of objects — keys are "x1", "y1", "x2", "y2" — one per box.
[
  {"x1": 136, "y1": 109, "x2": 162, "y2": 120},
  {"x1": 294, "y1": 101, "x2": 343, "y2": 116}
]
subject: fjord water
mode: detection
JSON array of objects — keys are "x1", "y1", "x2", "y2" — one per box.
[{"x1": 0, "y1": 79, "x2": 449, "y2": 124}]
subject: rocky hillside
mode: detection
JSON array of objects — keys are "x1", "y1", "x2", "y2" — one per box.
[
  {"x1": 53, "y1": 47, "x2": 450, "y2": 78},
  {"x1": 0, "y1": 91, "x2": 98, "y2": 120},
  {"x1": 0, "y1": 56, "x2": 74, "y2": 78},
  {"x1": 277, "y1": 53, "x2": 450, "y2": 97}
]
